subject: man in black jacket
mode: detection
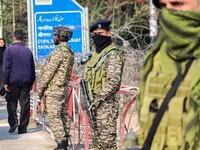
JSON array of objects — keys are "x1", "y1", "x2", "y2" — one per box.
[{"x1": 3, "y1": 29, "x2": 35, "y2": 134}]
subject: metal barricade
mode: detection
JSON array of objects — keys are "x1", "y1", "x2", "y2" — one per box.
[{"x1": 31, "y1": 78, "x2": 139, "y2": 149}]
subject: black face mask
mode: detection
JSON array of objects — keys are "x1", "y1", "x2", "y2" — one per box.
[{"x1": 92, "y1": 34, "x2": 112, "y2": 53}]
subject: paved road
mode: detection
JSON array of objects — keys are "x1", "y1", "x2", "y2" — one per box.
[
  {"x1": 0, "y1": 98, "x2": 56, "y2": 150},
  {"x1": 0, "y1": 94, "x2": 138, "y2": 150}
]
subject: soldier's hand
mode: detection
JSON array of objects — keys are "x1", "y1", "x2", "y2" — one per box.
[
  {"x1": 37, "y1": 85, "x2": 45, "y2": 99},
  {"x1": 89, "y1": 100, "x2": 102, "y2": 110},
  {"x1": 37, "y1": 88, "x2": 44, "y2": 99},
  {"x1": 88, "y1": 104, "x2": 92, "y2": 110},
  {"x1": 76, "y1": 77, "x2": 82, "y2": 87},
  {"x1": 89, "y1": 102, "x2": 95, "y2": 110},
  {"x1": 4, "y1": 84, "x2": 10, "y2": 92}
]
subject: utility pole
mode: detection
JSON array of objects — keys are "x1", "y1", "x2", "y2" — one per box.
[
  {"x1": 12, "y1": 0, "x2": 16, "y2": 32},
  {"x1": 0, "y1": 0, "x2": 3, "y2": 37},
  {"x1": 27, "y1": 0, "x2": 33, "y2": 50},
  {"x1": 149, "y1": 0, "x2": 158, "y2": 39},
  {"x1": 84, "y1": 7, "x2": 89, "y2": 54}
]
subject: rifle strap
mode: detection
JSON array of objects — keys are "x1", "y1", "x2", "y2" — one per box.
[{"x1": 142, "y1": 59, "x2": 194, "y2": 150}]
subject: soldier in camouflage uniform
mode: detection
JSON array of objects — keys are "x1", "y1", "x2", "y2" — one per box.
[
  {"x1": 83, "y1": 20, "x2": 124, "y2": 150},
  {"x1": 38, "y1": 26, "x2": 74, "y2": 150},
  {"x1": 132, "y1": 0, "x2": 200, "y2": 150}
]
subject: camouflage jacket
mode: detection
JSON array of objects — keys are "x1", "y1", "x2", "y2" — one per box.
[
  {"x1": 84, "y1": 45, "x2": 124, "y2": 101},
  {"x1": 38, "y1": 42, "x2": 74, "y2": 97}
]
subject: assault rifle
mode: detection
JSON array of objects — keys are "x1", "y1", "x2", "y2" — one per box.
[{"x1": 80, "y1": 79, "x2": 98, "y2": 137}]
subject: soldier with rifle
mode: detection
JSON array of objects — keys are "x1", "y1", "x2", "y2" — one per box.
[{"x1": 80, "y1": 20, "x2": 124, "y2": 150}]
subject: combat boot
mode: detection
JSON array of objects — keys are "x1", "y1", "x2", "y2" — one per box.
[{"x1": 54, "y1": 141, "x2": 66, "y2": 150}]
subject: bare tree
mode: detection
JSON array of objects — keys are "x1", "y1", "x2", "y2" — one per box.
[
  {"x1": 1, "y1": 0, "x2": 153, "y2": 87},
  {"x1": 12, "y1": 0, "x2": 15, "y2": 32},
  {"x1": 1, "y1": 0, "x2": 27, "y2": 44}
]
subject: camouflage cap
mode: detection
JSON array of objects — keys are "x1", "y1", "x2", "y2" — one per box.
[
  {"x1": 152, "y1": 0, "x2": 161, "y2": 8},
  {"x1": 53, "y1": 26, "x2": 73, "y2": 39}
]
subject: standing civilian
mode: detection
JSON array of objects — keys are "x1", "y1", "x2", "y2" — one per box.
[
  {"x1": 0, "y1": 38, "x2": 6, "y2": 96},
  {"x1": 3, "y1": 29, "x2": 35, "y2": 134}
]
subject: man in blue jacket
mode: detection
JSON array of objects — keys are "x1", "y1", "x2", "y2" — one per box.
[{"x1": 3, "y1": 29, "x2": 35, "y2": 134}]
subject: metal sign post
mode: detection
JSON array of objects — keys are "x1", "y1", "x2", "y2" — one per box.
[{"x1": 0, "y1": 1, "x2": 3, "y2": 38}]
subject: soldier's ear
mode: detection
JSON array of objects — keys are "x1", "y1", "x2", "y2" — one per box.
[{"x1": 106, "y1": 31, "x2": 111, "y2": 36}]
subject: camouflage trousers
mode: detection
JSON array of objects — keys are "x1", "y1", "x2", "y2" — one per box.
[
  {"x1": 46, "y1": 95, "x2": 71, "y2": 143},
  {"x1": 90, "y1": 96, "x2": 119, "y2": 150}
]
